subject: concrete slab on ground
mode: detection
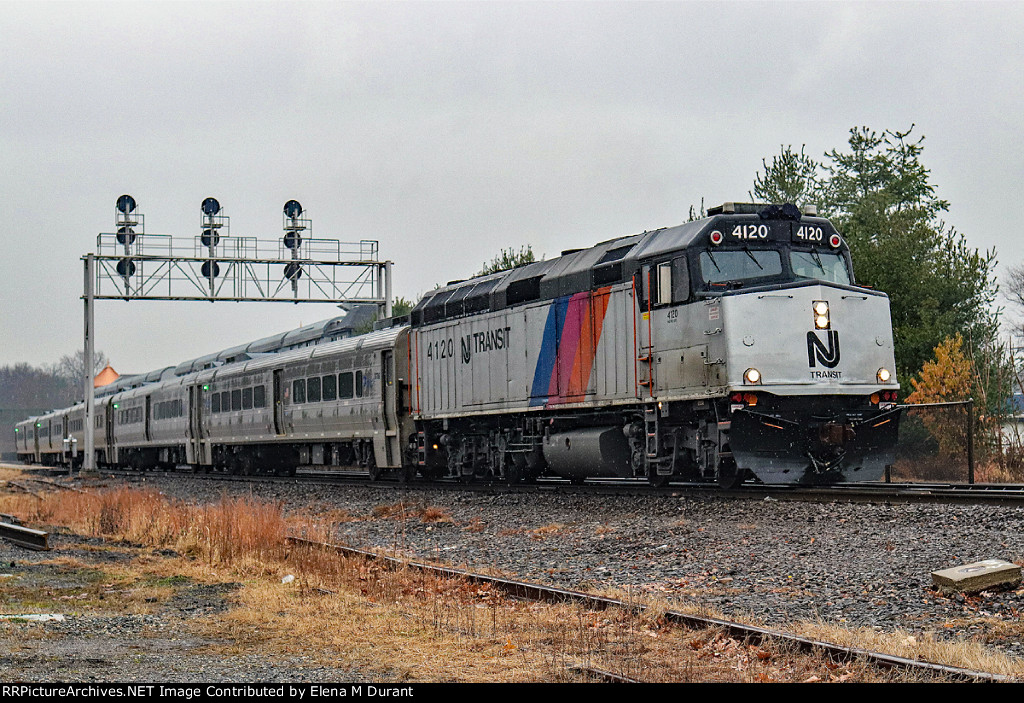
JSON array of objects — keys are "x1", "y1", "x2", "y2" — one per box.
[{"x1": 931, "y1": 559, "x2": 1022, "y2": 594}]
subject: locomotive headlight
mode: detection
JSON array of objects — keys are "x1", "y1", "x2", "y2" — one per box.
[
  {"x1": 877, "y1": 367, "x2": 892, "y2": 383},
  {"x1": 813, "y1": 300, "x2": 830, "y2": 329},
  {"x1": 744, "y1": 367, "x2": 762, "y2": 384}
]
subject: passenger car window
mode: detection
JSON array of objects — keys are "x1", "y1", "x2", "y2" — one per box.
[
  {"x1": 212, "y1": 394, "x2": 221, "y2": 413},
  {"x1": 242, "y1": 387, "x2": 253, "y2": 410},
  {"x1": 355, "y1": 370, "x2": 364, "y2": 398},
  {"x1": 293, "y1": 379, "x2": 306, "y2": 403},
  {"x1": 254, "y1": 385, "x2": 266, "y2": 408},
  {"x1": 231, "y1": 389, "x2": 242, "y2": 411},
  {"x1": 322, "y1": 374, "x2": 337, "y2": 401},
  {"x1": 339, "y1": 372, "x2": 354, "y2": 399},
  {"x1": 307, "y1": 376, "x2": 322, "y2": 402}
]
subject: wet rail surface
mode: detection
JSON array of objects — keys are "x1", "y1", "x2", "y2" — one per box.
[{"x1": 30, "y1": 462, "x2": 1024, "y2": 506}]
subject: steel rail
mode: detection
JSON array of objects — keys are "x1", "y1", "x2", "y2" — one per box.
[
  {"x1": 79, "y1": 463, "x2": 1024, "y2": 506},
  {"x1": 0, "y1": 522, "x2": 50, "y2": 551},
  {"x1": 285, "y1": 535, "x2": 1010, "y2": 683}
]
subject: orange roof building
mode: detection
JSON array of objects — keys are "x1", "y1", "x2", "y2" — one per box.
[{"x1": 93, "y1": 365, "x2": 119, "y2": 388}]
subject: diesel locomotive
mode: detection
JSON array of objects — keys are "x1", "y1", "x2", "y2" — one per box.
[{"x1": 17, "y1": 202, "x2": 901, "y2": 487}]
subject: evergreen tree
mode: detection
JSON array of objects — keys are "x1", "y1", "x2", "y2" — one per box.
[
  {"x1": 478, "y1": 245, "x2": 536, "y2": 276},
  {"x1": 751, "y1": 127, "x2": 1003, "y2": 409}
]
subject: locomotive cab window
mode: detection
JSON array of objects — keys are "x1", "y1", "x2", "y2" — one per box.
[
  {"x1": 790, "y1": 250, "x2": 851, "y2": 285},
  {"x1": 700, "y1": 249, "x2": 783, "y2": 286},
  {"x1": 641, "y1": 256, "x2": 691, "y2": 307}
]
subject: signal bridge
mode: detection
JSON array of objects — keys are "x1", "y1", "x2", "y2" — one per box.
[{"x1": 80, "y1": 195, "x2": 393, "y2": 474}]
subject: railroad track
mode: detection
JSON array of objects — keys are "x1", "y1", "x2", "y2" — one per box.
[
  {"x1": 21, "y1": 462, "x2": 1024, "y2": 506},
  {"x1": 285, "y1": 535, "x2": 1010, "y2": 683}
]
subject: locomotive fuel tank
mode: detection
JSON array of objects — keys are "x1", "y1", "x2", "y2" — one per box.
[{"x1": 542, "y1": 427, "x2": 632, "y2": 479}]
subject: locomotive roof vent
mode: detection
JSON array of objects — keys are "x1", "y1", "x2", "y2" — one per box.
[{"x1": 708, "y1": 202, "x2": 805, "y2": 221}]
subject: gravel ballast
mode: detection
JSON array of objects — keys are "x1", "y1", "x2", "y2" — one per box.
[
  {"x1": 5, "y1": 471, "x2": 1024, "y2": 679},
  {"x1": 126, "y1": 475, "x2": 1024, "y2": 658}
]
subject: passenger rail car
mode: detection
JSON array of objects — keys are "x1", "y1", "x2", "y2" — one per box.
[{"x1": 17, "y1": 203, "x2": 901, "y2": 486}]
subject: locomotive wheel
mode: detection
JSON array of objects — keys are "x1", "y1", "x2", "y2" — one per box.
[
  {"x1": 716, "y1": 459, "x2": 743, "y2": 490},
  {"x1": 367, "y1": 458, "x2": 382, "y2": 481},
  {"x1": 504, "y1": 459, "x2": 523, "y2": 485},
  {"x1": 648, "y1": 472, "x2": 671, "y2": 488}
]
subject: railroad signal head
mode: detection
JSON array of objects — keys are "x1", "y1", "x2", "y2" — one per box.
[
  {"x1": 284, "y1": 262, "x2": 303, "y2": 281},
  {"x1": 116, "y1": 226, "x2": 137, "y2": 245},
  {"x1": 201, "y1": 197, "x2": 221, "y2": 216},
  {"x1": 283, "y1": 232, "x2": 302, "y2": 250},
  {"x1": 201, "y1": 260, "x2": 221, "y2": 278},
  {"x1": 284, "y1": 200, "x2": 303, "y2": 219},
  {"x1": 200, "y1": 229, "x2": 220, "y2": 247},
  {"x1": 116, "y1": 194, "x2": 137, "y2": 214},
  {"x1": 116, "y1": 258, "x2": 136, "y2": 277}
]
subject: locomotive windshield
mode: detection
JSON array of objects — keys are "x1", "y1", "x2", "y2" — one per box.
[
  {"x1": 790, "y1": 250, "x2": 851, "y2": 285},
  {"x1": 699, "y1": 249, "x2": 783, "y2": 285}
]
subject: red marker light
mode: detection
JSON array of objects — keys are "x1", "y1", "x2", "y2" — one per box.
[
  {"x1": 710, "y1": 230, "x2": 724, "y2": 245},
  {"x1": 829, "y1": 234, "x2": 841, "y2": 248}
]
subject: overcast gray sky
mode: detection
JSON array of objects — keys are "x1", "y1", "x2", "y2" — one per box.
[{"x1": 2, "y1": 1, "x2": 1022, "y2": 374}]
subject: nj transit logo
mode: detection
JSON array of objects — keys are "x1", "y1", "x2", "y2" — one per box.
[{"x1": 807, "y1": 331, "x2": 840, "y2": 369}]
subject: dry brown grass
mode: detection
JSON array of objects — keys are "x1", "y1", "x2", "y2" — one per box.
[{"x1": 370, "y1": 500, "x2": 454, "y2": 524}]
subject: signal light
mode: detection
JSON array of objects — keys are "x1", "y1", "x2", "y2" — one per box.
[
  {"x1": 201, "y1": 229, "x2": 220, "y2": 247},
  {"x1": 116, "y1": 226, "x2": 136, "y2": 245},
  {"x1": 201, "y1": 197, "x2": 221, "y2": 216},
  {"x1": 116, "y1": 194, "x2": 137, "y2": 214},
  {"x1": 116, "y1": 258, "x2": 136, "y2": 277},
  {"x1": 284, "y1": 200, "x2": 303, "y2": 219},
  {"x1": 201, "y1": 261, "x2": 220, "y2": 278},
  {"x1": 283, "y1": 232, "x2": 302, "y2": 250},
  {"x1": 284, "y1": 262, "x2": 303, "y2": 281},
  {"x1": 709, "y1": 230, "x2": 724, "y2": 245},
  {"x1": 744, "y1": 393, "x2": 758, "y2": 406},
  {"x1": 829, "y1": 234, "x2": 842, "y2": 248}
]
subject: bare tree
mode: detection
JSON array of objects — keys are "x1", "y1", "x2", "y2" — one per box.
[{"x1": 53, "y1": 349, "x2": 110, "y2": 386}]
